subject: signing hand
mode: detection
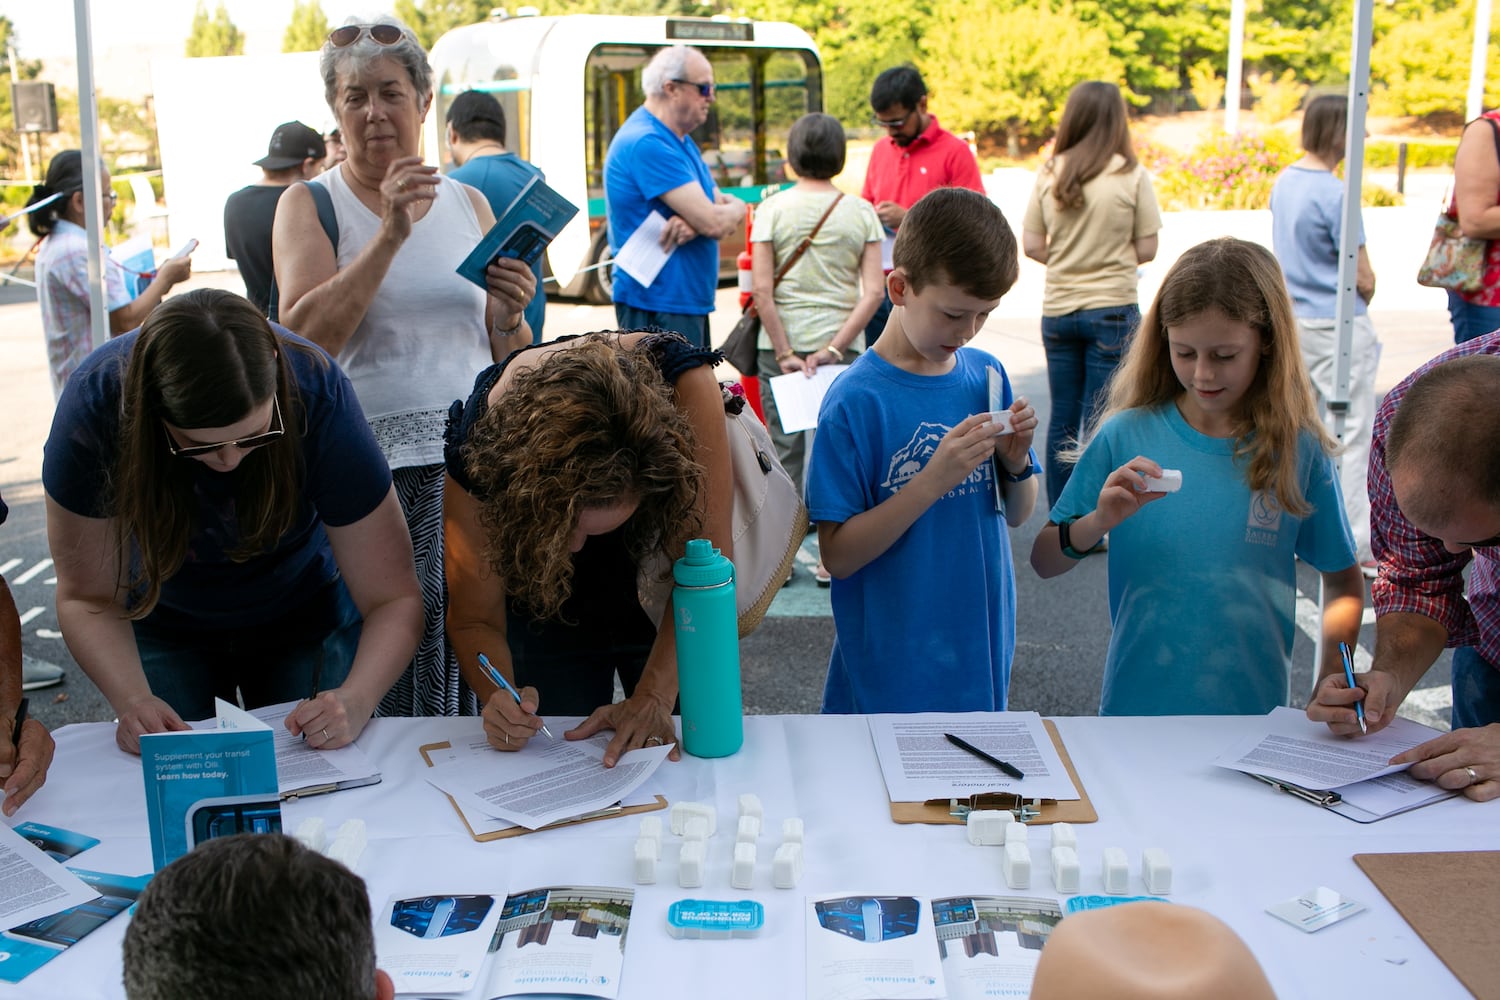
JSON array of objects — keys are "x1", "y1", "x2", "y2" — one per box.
[
  {"x1": 1308, "y1": 668, "x2": 1400, "y2": 736},
  {"x1": 1, "y1": 720, "x2": 54, "y2": 816},
  {"x1": 482, "y1": 684, "x2": 545, "y2": 753},
  {"x1": 284, "y1": 689, "x2": 368, "y2": 751},
  {"x1": 114, "y1": 693, "x2": 191, "y2": 755},
  {"x1": 567, "y1": 692, "x2": 680, "y2": 768}
]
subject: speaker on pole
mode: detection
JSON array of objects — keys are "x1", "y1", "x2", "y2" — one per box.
[{"x1": 11, "y1": 82, "x2": 58, "y2": 134}]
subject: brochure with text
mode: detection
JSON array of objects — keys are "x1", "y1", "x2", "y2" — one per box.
[
  {"x1": 376, "y1": 884, "x2": 633, "y2": 998},
  {"x1": 455, "y1": 175, "x2": 579, "y2": 290},
  {"x1": 139, "y1": 698, "x2": 280, "y2": 870},
  {"x1": 0, "y1": 868, "x2": 151, "y2": 983},
  {"x1": 806, "y1": 892, "x2": 1062, "y2": 1000}
]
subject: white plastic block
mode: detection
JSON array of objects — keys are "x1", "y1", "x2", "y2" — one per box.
[
  {"x1": 1050, "y1": 822, "x2": 1077, "y2": 851},
  {"x1": 772, "y1": 842, "x2": 803, "y2": 889},
  {"x1": 1142, "y1": 847, "x2": 1172, "y2": 894},
  {"x1": 965, "y1": 809, "x2": 1010, "y2": 846},
  {"x1": 633, "y1": 839, "x2": 658, "y2": 884},
  {"x1": 292, "y1": 816, "x2": 327, "y2": 853},
  {"x1": 731, "y1": 841, "x2": 757, "y2": 889},
  {"x1": 325, "y1": 820, "x2": 367, "y2": 871},
  {"x1": 737, "y1": 793, "x2": 763, "y2": 821},
  {"x1": 736, "y1": 815, "x2": 762, "y2": 844},
  {"x1": 1005, "y1": 821, "x2": 1029, "y2": 845},
  {"x1": 333, "y1": 818, "x2": 367, "y2": 849},
  {"x1": 670, "y1": 801, "x2": 717, "y2": 836},
  {"x1": 639, "y1": 815, "x2": 663, "y2": 843},
  {"x1": 683, "y1": 816, "x2": 710, "y2": 842},
  {"x1": 781, "y1": 817, "x2": 804, "y2": 845},
  {"x1": 678, "y1": 840, "x2": 706, "y2": 888},
  {"x1": 1050, "y1": 846, "x2": 1081, "y2": 893},
  {"x1": 1102, "y1": 847, "x2": 1129, "y2": 894},
  {"x1": 1002, "y1": 840, "x2": 1031, "y2": 889}
]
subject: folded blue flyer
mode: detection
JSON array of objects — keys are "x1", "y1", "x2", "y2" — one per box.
[
  {"x1": 139, "y1": 699, "x2": 280, "y2": 871},
  {"x1": 455, "y1": 174, "x2": 579, "y2": 289},
  {"x1": 0, "y1": 869, "x2": 151, "y2": 983}
]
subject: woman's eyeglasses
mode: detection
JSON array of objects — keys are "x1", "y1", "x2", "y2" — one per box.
[
  {"x1": 164, "y1": 396, "x2": 285, "y2": 458},
  {"x1": 327, "y1": 23, "x2": 404, "y2": 48},
  {"x1": 671, "y1": 78, "x2": 715, "y2": 99}
]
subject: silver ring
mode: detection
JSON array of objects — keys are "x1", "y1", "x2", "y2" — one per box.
[
  {"x1": 503, "y1": 731, "x2": 510, "y2": 745},
  {"x1": 321, "y1": 728, "x2": 330, "y2": 741},
  {"x1": 645, "y1": 735, "x2": 664, "y2": 747},
  {"x1": 397, "y1": 179, "x2": 406, "y2": 191},
  {"x1": 1465, "y1": 765, "x2": 1479, "y2": 786}
]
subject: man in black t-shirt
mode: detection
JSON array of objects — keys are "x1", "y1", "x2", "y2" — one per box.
[{"x1": 223, "y1": 121, "x2": 326, "y2": 314}]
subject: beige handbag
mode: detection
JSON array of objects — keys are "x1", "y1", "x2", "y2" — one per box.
[{"x1": 639, "y1": 385, "x2": 806, "y2": 637}]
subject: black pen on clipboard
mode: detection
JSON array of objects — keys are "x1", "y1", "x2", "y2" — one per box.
[{"x1": 945, "y1": 732, "x2": 1024, "y2": 780}]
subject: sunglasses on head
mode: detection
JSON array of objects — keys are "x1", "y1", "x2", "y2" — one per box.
[
  {"x1": 164, "y1": 396, "x2": 285, "y2": 458},
  {"x1": 327, "y1": 23, "x2": 404, "y2": 48}
]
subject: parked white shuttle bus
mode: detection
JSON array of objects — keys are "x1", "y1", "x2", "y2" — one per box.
[{"x1": 425, "y1": 13, "x2": 822, "y2": 303}]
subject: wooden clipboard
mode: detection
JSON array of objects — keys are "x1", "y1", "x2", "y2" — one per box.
[
  {"x1": 889, "y1": 720, "x2": 1098, "y2": 826},
  {"x1": 1354, "y1": 850, "x2": 1500, "y2": 1000},
  {"x1": 419, "y1": 741, "x2": 667, "y2": 842}
]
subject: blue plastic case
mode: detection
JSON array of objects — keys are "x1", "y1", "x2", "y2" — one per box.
[{"x1": 666, "y1": 899, "x2": 765, "y2": 938}]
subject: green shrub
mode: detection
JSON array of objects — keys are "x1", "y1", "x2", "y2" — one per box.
[{"x1": 1364, "y1": 139, "x2": 1456, "y2": 170}]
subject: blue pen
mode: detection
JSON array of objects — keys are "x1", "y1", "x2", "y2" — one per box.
[
  {"x1": 478, "y1": 652, "x2": 554, "y2": 740},
  {"x1": 1339, "y1": 641, "x2": 1367, "y2": 735}
]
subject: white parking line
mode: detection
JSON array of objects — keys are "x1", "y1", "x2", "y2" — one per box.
[
  {"x1": 12, "y1": 558, "x2": 52, "y2": 585},
  {"x1": 17, "y1": 606, "x2": 43, "y2": 626},
  {"x1": 0, "y1": 558, "x2": 20, "y2": 576}
]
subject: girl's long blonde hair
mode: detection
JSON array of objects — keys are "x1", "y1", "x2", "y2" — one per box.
[{"x1": 1090, "y1": 237, "x2": 1334, "y2": 516}]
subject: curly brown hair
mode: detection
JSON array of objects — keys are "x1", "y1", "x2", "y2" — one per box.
[{"x1": 464, "y1": 334, "x2": 705, "y2": 621}]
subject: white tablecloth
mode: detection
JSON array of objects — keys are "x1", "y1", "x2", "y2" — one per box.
[{"x1": 7, "y1": 714, "x2": 1494, "y2": 999}]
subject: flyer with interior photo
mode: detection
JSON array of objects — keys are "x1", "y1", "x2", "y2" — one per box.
[{"x1": 0, "y1": 869, "x2": 152, "y2": 983}]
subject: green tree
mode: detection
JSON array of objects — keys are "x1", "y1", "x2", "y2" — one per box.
[
  {"x1": 284, "y1": 0, "x2": 331, "y2": 53},
  {"x1": 392, "y1": 0, "x2": 504, "y2": 50},
  {"x1": 1371, "y1": 4, "x2": 1500, "y2": 118},
  {"x1": 924, "y1": 0, "x2": 1123, "y2": 156},
  {"x1": 185, "y1": 1, "x2": 245, "y2": 57},
  {"x1": 0, "y1": 17, "x2": 44, "y2": 177}
]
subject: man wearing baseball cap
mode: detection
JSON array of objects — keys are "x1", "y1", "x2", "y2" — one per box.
[{"x1": 223, "y1": 121, "x2": 326, "y2": 314}]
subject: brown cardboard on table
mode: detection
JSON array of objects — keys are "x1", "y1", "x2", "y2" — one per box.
[
  {"x1": 419, "y1": 741, "x2": 667, "y2": 842},
  {"x1": 889, "y1": 720, "x2": 1098, "y2": 826},
  {"x1": 1354, "y1": 850, "x2": 1500, "y2": 1000}
]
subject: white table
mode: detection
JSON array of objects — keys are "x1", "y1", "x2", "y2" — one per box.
[{"x1": 9, "y1": 714, "x2": 1494, "y2": 999}]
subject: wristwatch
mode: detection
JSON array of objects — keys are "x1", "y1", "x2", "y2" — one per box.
[{"x1": 1000, "y1": 463, "x2": 1035, "y2": 483}]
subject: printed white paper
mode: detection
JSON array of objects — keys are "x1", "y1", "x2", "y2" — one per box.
[
  {"x1": 869, "y1": 713, "x2": 1079, "y2": 802},
  {"x1": 768, "y1": 364, "x2": 848, "y2": 433},
  {"x1": 0, "y1": 824, "x2": 96, "y2": 930},
  {"x1": 613, "y1": 210, "x2": 672, "y2": 288}
]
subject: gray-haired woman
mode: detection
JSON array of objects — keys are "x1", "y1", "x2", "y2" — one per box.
[{"x1": 272, "y1": 16, "x2": 537, "y2": 718}]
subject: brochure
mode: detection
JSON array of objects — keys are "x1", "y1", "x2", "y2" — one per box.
[
  {"x1": 0, "y1": 823, "x2": 97, "y2": 929},
  {"x1": 805, "y1": 892, "x2": 1063, "y2": 1000},
  {"x1": 456, "y1": 174, "x2": 579, "y2": 289},
  {"x1": 0, "y1": 869, "x2": 151, "y2": 983},
  {"x1": 374, "y1": 884, "x2": 633, "y2": 998},
  {"x1": 139, "y1": 698, "x2": 281, "y2": 870}
]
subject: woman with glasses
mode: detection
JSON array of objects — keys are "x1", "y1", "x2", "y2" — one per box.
[
  {"x1": 1022, "y1": 81, "x2": 1161, "y2": 510},
  {"x1": 43, "y1": 289, "x2": 423, "y2": 755},
  {"x1": 26, "y1": 149, "x2": 193, "y2": 399},
  {"x1": 272, "y1": 16, "x2": 534, "y2": 718}
]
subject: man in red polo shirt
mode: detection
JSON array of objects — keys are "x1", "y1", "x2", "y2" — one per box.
[{"x1": 860, "y1": 65, "x2": 986, "y2": 345}]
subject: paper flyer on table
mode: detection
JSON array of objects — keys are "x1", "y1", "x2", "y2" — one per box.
[
  {"x1": 869, "y1": 713, "x2": 1079, "y2": 802},
  {"x1": 0, "y1": 869, "x2": 151, "y2": 983},
  {"x1": 931, "y1": 895, "x2": 1064, "y2": 999},
  {"x1": 612, "y1": 210, "x2": 672, "y2": 287},
  {"x1": 768, "y1": 364, "x2": 848, "y2": 433},
  {"x1": 375, "y1": 890, "x2": 504, "y2": 994},
  {"x1": 249, "y1": 700, "x2": 381, "y2": 798},
  {"x1": 0, "y1": 824, "x2": 97, "y2": 930},
  {"x1": 805, "y1": 892, "x2": 943, "y2": 1000},
  {"x1": 1212, "y1": 706, "x2": 1442, "y2": 789},
  {"x1": 424, "y1": 732, "x2": 671, "y2": 830},
  {"x1": 480, "y1": 885, "x2": 633, "y2": 999}
]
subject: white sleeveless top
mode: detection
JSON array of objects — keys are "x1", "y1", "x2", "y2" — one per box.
[{"x1": 315, "y1": 169, "x2": 491, "y2": 469}]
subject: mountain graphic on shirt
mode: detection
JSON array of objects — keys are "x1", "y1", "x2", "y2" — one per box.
[{"x1": 882, "y1": 422, "x2": 951, "y2": 493}]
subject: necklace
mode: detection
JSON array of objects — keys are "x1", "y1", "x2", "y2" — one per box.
[{"x1": 467, "y1": 143, "x2": 507, "y2": 158}]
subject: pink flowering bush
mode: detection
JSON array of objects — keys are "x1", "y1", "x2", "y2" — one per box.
[{"x1": 1146, "y1": 130, "x2": 1299, "y2": 210}]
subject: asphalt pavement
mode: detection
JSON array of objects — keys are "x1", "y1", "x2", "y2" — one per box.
[{"x1": 0, "y1": 196, "x2": 1463, "y2": 735}]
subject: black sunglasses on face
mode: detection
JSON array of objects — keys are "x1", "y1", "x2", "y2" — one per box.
[
  {"x1": 164, "y1": 396, "x2": 285, "y2": 458},
  {"x1": 328, "y1": 23, "x2": 403, "y2": 48},
  {"x1": 671, "y1": 78, "x2": 715, "y2": 99}
]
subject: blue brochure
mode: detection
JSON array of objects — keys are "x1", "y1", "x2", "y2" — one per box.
[
  {"x1": 139, "y1": 699, "x2": 281, "y2": 871},
  {"x1": 455, "y1": 174, "x2": 579, "y2": 289},
  {"x1": 0, "y1": 869, "x2": 151, "y2": 983}
]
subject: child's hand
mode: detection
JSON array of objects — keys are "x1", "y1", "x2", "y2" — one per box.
[
  {"x1": 996, "y1": 397, "x2": 1038, "y2": 470},
  {"x1": 1096, "y1": 456, "x2": 1170, "y2": 529},
  {"x1": 920, "y1": 414, "x2": 1007, "y2": 495}
]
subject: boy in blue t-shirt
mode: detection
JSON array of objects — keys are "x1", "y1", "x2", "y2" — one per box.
[{"x1": 807, "y1": 188, "x2": 1041, "y2": 713}]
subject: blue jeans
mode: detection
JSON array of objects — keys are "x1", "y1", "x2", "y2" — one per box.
[
  {"x1": 135, "y1": 580, "x2": 363, "y2": 721},
  {"x1": 614, "y1": 303, "x2": 710, "y2": 349},
  {"x1": 862, "y1": 289, "x2": 892, "y2": 349},
  {"x1": 1041, "y1": 304, "x2": 1140, "y2": 506},
  {"x1": 1451, "y1": 646, "x2": 1500, "y2": 729},
  {"x1": 1446, "y1": 291, "x2": 1500, "y2": 344}
]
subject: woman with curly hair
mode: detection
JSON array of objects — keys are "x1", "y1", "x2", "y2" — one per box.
[{"x1": 444, "y1": 332, "x2": 731, "y2": 765}]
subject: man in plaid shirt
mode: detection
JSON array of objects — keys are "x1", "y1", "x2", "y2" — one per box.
[{"x1": 1308, "y1": 333, "x2": 1500, "y2": 801}]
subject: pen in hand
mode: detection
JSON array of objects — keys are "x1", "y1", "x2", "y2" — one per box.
[
  {"x1": 478, "y1": 653, "x2": 554, "y2": 740},
  {"x1": 945, "y1": 732, "x2": 1024, "y2": 780},
  {"x1": 1339, "y1": 641, "x2": 1367, "y2": 735},
  {"x1": 11, "y1": 698, "x2": 27, "y2": 752}
]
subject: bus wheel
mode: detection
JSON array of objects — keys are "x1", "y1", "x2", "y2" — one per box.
[{"x1": 584, "y1": 233, "x2": 615, "y2": 305}]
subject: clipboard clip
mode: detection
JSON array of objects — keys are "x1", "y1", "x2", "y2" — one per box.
[
  {"x1": 947, "y1": 794, "x2": 1043, "y2": 823},
  {"x1": 1249, "y1": 773, "x2": 1342, "y2": 807}
]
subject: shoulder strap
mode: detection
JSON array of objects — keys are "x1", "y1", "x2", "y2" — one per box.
[
  {"x1": 267, "y1": 180, "x2": 339, "y2": 323},
  {"x1": 771, "y1": 193, "x2": 844, "y2": 287}
]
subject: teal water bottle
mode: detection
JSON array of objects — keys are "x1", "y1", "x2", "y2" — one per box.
[{"x1": 672, "y1": 539, "x2": 743, "y2": 758}]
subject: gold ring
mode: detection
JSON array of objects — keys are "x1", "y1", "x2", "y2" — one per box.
[
  {"x1": 645, "y1": 735, "x2": 664, "y2": 746},
  {"x1": 397, "y1": 179, "x2": 406, "y2": 191},
  {"x1": 1465, "y1": 765, "x2": 1479, "y2": 785}
]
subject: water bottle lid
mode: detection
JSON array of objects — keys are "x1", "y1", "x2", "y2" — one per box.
[{"x1": 673, "y1": 538, "x2": 734, "y2": 587}]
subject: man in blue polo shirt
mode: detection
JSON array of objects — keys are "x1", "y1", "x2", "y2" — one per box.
[{"x1": 604, "y1": 45, "x2": 744, "y2": 347}]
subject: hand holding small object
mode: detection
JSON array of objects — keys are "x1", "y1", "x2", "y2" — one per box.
[{"x1": 479, "y1": 653, "x2": 553, "y2": 740}]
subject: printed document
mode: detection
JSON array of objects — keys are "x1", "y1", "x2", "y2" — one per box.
[
  {"x1": 613, "y1": 210, "x2": 672, "y2": 288},
  {"x1": 1213, "y1": 706, "x2": 1441, "y2": 789},
  {"x1": 425, "y1": 733, "x2": 671, "y2": 830},
  {"x1": 0, "y1": 824, "x2": 95, "y2": 929},
  {"x1": 250, "y1": 701, "x2": 381, "y2": 798},
  {"x1": 869, "y1": 713, "x2": 1079, "y2": 802},
  {"x1": 768, "y1": 364, "x2": 848, "y2": 433}
]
